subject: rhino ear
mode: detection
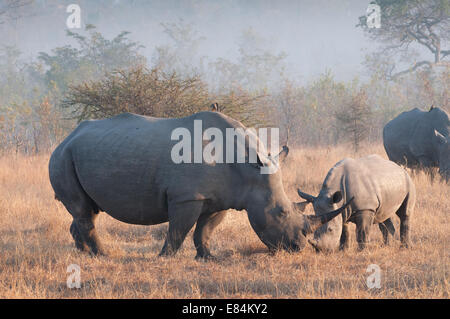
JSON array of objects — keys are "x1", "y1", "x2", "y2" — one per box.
[
  {"x1": 435, "y1": 130, "x2": 447, "y2": 144},
  {"x1": 331, "y1": 191, "x2": 343, "y2": 204}
]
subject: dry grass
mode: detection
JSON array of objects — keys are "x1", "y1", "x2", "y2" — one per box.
[{"x1": 0, "y1": 143, "x2": 448, "y2": 298}]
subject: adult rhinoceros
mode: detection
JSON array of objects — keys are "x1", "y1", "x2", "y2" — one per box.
[
  {"x1": 383, "y1": 106, "x2": 450, "y2": 182},
  {"x1": 297, "y1": 155, "x2": 415, "y2": 252},
  {"x1": 49, "y1": 111, "x2": 351, "y2": 259}
]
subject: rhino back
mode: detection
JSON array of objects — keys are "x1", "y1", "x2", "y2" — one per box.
[
  {"x1": 409, "y1": 108, "x2": 449, "y2": 161},
  {"x1": 50, "y1": 112, "x2": 243, "y2": 225},
  {"x1": 384, "y1": 107, "x2": 450, "y2": 165},
  {"x1": 327, "y1": 155, "x2": 411, "y2": 222},
  {"x1": 383, "y1": 108, "x2": 423, "y2": 164}
]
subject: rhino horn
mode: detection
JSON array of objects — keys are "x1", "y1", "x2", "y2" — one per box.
[
  {"x1": 297, "y1": 189, "x2": 317, "y2": 203},
  {"x1": 304, "y1": 197, "x2": 354, "y2": 234},
  {"x1": 434, "y1": 129, "x2": 447, "y2": 144},
  {"x1": 308, "y1": 238, "x2": 320, "y2": 252},
  {"x1": 274, "y1": 145, "x2": 289, "y2": 163}
]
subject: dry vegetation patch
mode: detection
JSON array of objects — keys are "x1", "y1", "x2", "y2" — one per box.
[{"x1": 0, "y1": 145, "x2": 448, "y2": 298}]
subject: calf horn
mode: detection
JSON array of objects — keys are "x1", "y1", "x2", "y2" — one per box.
[
  {"x1": 304, "y1": 197, "x2": 354, "y2": 234},
  {"x1": 297, "y1": 189, "x2": 317, "y2": 203},
  {"x1": 308, "y1": 238, "x2": 320, "y2": 252},
  {"x1": 274, "y1": 145, "x2": 289, "y2": 163}
]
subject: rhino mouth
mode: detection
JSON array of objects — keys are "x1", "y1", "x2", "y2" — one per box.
[
  {"x1": 281, "y1": 237, "x2": 308, "y2": 252},
  {"x1": 307, "y1": 237, "x2": 339, "y2": 253},
  {"x1": 281, "y1": 239, "x2": 305, "y2": 252}
]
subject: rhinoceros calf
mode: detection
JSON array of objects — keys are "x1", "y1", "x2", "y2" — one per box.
[
  {"x1": 383, "y1": 106, "x2": 449, "y2": 182},
  {"x1": 297, "y1": 155, "x2": 416, "y2": 251},
  {"x1": 49, "y1": 111, "x2": 351, "y2": 259}
]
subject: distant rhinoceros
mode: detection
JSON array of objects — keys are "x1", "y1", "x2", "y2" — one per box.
[
  {"x1": 383, "y1": 106, "x2": 450, "y2": 182},
  {"x1": 296, "y1": 155, "x2": 416, "y2": 252},
  {"x1": 49, "y1": 111, "x2": 351, "y2": 259}
]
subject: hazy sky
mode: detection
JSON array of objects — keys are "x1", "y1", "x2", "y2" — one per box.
[{"x1": 2, "y1": 0, "x2": 377, "y2": 82}]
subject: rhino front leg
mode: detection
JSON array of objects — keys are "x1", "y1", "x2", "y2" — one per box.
[
  {"x1": 339, "y1": 223, "x2": 350, "y2": 251},
  {"x1": 354, "y1": 211, "x2": 374, "y2": 251},
  {"x1": 194, "y1": 210, "x2": 227, "y2": 260},
  {"x1": 417, "y1": 156, "x2": 436, "y2": 182},
  {"x1": 378, "y1": 218, "x2": 395, "y2": 246},
  {"x1": 159, "y1": 200, "x2": 203, "y2": 257}
]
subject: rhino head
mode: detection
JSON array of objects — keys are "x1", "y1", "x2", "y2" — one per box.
[
  {"x1": 296, "y1": 188, "x2": 349, "y2": 252},
  {"x1": 434, "y1": 129, "x2": 450, "y2": 182},
  {"x1": 243, "y1": 146, "x2": 353, "y2": 252},
  {"x1": 248, "y1": 194, "x2": 352, "y2": 252}
]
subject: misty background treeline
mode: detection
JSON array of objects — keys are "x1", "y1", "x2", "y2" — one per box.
[{"x1": 0, "y1": 0, "x2": 449, "y2": 154}]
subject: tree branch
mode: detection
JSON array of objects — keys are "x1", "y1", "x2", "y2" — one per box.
[
  {"x1": 441, "y1": 50, "x2": 450, "y2": 59},
  {"x1": 0, "y1": 0, "x2": 33, "y2": 24},
  {"x1": 390, "y1": 60, "x2": 432, "y2": 80}
]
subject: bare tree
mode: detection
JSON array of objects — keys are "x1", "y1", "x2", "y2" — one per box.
[
  {"x1": 0, "y1": 0, "x2": 33, "y2": 24},
  {"x1": 358, "y1": 0, "x2": 450, "y2": 80},
  {"x1": 335, "y1": 89, "x2": 372, "y2": 153}
]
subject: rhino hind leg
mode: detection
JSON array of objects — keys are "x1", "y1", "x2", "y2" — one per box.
[
  {"x1": 51, "y1": 159, "x2": 104, "y2": 255},
  {"x1": 194, "y1": 210, "x2": 227, "y2": 260},
  {"x1": 396, "y1": 194, "x2": 414, "y2": 248},
  {"x1": 74, "y1": 213, "x2": 104, "y2": 255},
  {"x1": 159, "y1": 200, "x2": 204, "y2": 257},
  {"x1": 66, "y1": 202, "x2": 104, "y2": 255},
  {"x1": 70, "y1": 221, "x2": 87, "y2": 251},
  {"x1": 378, "y1": 218, "x2": 395, "y2": 246}
]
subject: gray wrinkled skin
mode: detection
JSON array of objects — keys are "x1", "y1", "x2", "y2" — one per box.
[
  {"x1": 383, "y1": 106, "x2": 450, "y2": 182},
  {"x1": 49, "y1": 111, "x2": 348, "y2": 259},
  {"x1": 297, "y1": 155, "x2": 416, "y2": 252}
]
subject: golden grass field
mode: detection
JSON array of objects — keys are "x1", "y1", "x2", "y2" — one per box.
[{"x1": 0, "y1": 143, "x2": 448, "y2": 298}]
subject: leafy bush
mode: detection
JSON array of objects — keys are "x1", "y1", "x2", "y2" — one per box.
[{"x1": 62, "y1": 65, "x2": 267, "y2": 127}]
